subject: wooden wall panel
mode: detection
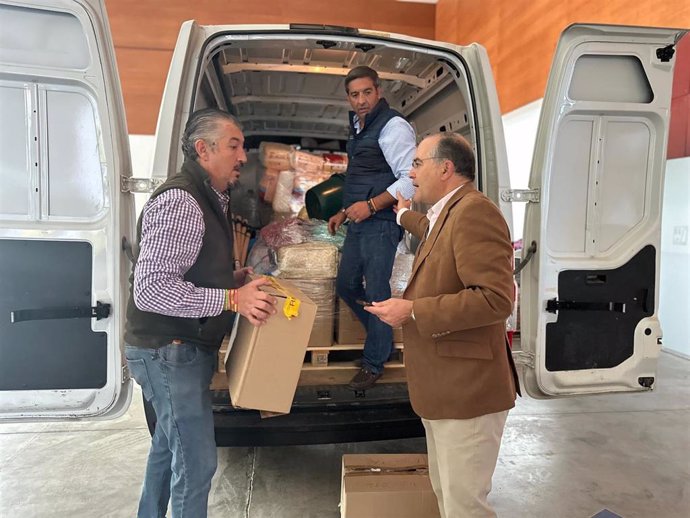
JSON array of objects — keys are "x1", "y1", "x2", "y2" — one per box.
[
  {"x1": 104, "y1": 0, "x2": 436, "y2": 133},
  {"x1": 669, "y1": 34, "x2": 690, "y2": 158},
  {"x1": 436, "y1": 0, "x2": 690, "y2": 114}
]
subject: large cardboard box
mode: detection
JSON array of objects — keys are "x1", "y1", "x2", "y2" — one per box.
[
  {"x1": 340, "y1": 454, "x2": 440, "y2": 518},
  {"x1": 225, "y1": 277, "x2": 317, "y2": 414},
  {"x1": 336, "y1": 298, "x2": 402, "y2": 344}
]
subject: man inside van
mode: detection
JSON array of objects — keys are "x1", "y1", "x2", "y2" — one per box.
[
  {"x1": 328, "y1": 65, "x2": 416, "y2": 391},
  {"x1": 365, "y1": 133, "x2": 519, "y2": 517},
  {"x1": 124, "y1": 108, "x2": 277, "y2": 518}
]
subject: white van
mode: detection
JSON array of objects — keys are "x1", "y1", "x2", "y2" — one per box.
[{"x1": 0, "y1": 0, "x2": 685, "y2": 445}]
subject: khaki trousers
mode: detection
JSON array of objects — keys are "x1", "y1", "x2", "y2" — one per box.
[{"x1": 422, "y1": 410, "x2": 509, "y2": 518}]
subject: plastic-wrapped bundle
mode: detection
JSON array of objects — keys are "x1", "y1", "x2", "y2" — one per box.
[
  {"x1": 246, "y1": 240, "x2": 276, "y2": 275},
  {"x1": 322, "y1": 152, "x2": 348, "y2": 174},
  {"x1": 259, "y1": 217, "x2": 346, "y2": 250},
  {"x1": 258, "y1": 168, "x2": 280, "y2": 203},
  {"x1": 290, "y1": 150, "x2": 325, "y2": 173},
  {"x1": 272, "y1": 170, "x2": 296, "y2": 213},
  {"x1": 279, "y1": 277, "x2": 336, "y2": 348},
  {"x1": 259, "y1": 142, "x2": 292, "y2": 170},
  {"x1": 390, "y1": 251, "x2": 415, "y2": 297},
  {"x1": 292, "y1": 169, "x2": 331, "y2": 214},
  {"x1": 275, "y1": 242, "x2": 339, "y2": 279}
]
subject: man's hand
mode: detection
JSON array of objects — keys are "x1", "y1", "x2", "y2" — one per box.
[
  {"x1": 236, "y1": 276, "x2": 277, "y2": 326},
  {"x1": 328, "y1": 210, "x2": 347, "y2": 235},
  {"x1": 365, "y1": 298, "x2": 414, "y2": 327},
  {"x1": 394, "y1": 190, "x2": 411, "y2": 214},
  {"x1": 233, "y1": 267, "x2": 254, "y2": 287},
  {"x1": 345, "y1": 200, "x2": 373, "y2": 224}
]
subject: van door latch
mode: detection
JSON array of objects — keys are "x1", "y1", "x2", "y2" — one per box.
[
  {"x1": 500, "y1": 189, "x2": 540, "y2": 203},
  {"x1": 10, "y1": 301, "x2": 112, "y2": 323},
  {"x1": 121, "y1": 176, "x2": 165, "y2": 193},
  {"x1": 545, "y1": 299, "x2": 626, "y2": 314}
]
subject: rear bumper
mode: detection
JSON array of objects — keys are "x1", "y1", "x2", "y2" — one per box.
[{"x1": 212, "y1": 401, "x2": 423, "y2": 446}]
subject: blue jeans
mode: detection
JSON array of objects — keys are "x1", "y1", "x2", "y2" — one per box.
[
  {"x1": 336, "y1": 218, "x2": 402, "y2": 374},
  {"x1": 125, "y1": 342, "x2": 217, "y2": 518}
]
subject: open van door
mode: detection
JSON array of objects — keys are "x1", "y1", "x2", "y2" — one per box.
[
  {"x1": 0, "y1": 0, "x2": 134, "y2": 420},
  {"x1": 520, "y1": 24, "x2": 687, "y2": 398}
]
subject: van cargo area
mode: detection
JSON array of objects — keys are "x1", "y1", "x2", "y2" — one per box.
[{"x1": 147, "y1": 29, "x2": 479, "y2": 445}]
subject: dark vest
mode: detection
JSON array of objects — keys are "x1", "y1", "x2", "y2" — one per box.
[
  {"x1": 124, "y1": 159, "x2": 236, "y2": 350},
  {"x1": 343, "y1": 98, "x2": 404, "y2": 222}
]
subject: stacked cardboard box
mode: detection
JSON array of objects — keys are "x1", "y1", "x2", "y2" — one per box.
[
  {"x1": 336, "y1": 252, "x2": 414, "y2": 345},
  {"x1": 340, "y1": 454, "x2": 440, "y2": 518}
]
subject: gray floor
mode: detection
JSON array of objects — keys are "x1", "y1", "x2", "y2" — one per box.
[{"x1": 1, "y1": 352, "x2": 689, "y2": 518}]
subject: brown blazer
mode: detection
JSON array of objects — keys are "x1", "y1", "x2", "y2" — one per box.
[{"x1": 401, "y1": 184, "x2": 519, "y2": 420}]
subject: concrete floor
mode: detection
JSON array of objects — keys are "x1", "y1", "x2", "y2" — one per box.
[{"x1": 1, "y1": 352, "x2": 688, "y2": 518}]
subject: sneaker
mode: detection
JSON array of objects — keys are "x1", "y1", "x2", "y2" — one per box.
[{"x1": 347, "y1": 367, "x2": 382, "y2": 391}]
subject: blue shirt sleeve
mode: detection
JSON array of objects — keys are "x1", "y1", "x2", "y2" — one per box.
[{"x1": 379, "y1": 116, "x2": 417, "y2": 200}]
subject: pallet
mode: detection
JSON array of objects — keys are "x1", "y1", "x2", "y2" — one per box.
[
  {"x1": 212, "y1": 342, "x2": 407, "y2": 390},
  {"x1": 305, "y1": 342, "x2": 404, "y2": 367}
]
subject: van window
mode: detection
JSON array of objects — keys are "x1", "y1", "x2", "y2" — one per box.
[
  {"x1": 569, "y1": 55, "x2": 654, "y2": 103},
  {"x1": 0, "y1": 4, "x2": 89, "y2": 69}
]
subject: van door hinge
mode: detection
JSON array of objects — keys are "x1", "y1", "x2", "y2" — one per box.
[
  {"x1": 512, "y1": 350, "x2": 535, "y2": 368},
  {"x1": 122, "y1": 364, "x2": 130, "y2": 384},
  {"x1": 501, "y1": 189, "x2": 540, "y2": 203},
  {"x1": 121, "y1": 176, "x2": 165, "y2": 193}
]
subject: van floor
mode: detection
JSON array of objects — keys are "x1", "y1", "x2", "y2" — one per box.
[{"x1": 1, "y1": 350, "x2": 688, "y2": 518}]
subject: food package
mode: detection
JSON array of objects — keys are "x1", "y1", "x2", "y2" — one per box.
[
  {"x1": 258, "y1": 168, "x2": 280, "y2": 203},
  {"x1": 322, "y1": 152, "x2": 348, "y2": 174},
  {"x1": 259, "y1": 142, "x2": 292, "y2": 170},
  {"x1": 272, "y1": 170, "x2": 296, "y2": 213}
]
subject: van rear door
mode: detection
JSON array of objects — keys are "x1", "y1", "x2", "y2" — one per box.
[
  {"x1": 520, "y1": 24, "x2": 687, "y2": 397},
  {"x1": 0, "y1": 0, "x2": 133, "y2": 420}
]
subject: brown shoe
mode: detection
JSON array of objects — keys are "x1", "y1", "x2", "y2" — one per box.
[{"x1": 347, "y1": 367, "x2": 382, "y2": 391}]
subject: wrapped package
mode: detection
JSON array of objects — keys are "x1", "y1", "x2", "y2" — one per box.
[
  {"x1": 276, "y1": 242, "x2": 339, "y2": 279},
  {"x1": 272, "y1": 170, "x2": 296, "y2": 213},
  {"x1": 390, "y1": 252, "x2": 415, "y2": 298},
  {"x1": 290, "y1": 149, "x2": 325, "y2": 173},
  {"x1": 259, "y1": 217, "x2": 346, "y2": 250},
  {"x1": 259, "y1": 142, "x2": 292, "y2": 170},
  {"x1": 278, "y1": 277, "x2": 336, "y2": 348},
  {"x1": 322, "y1": 152, "x2": 348, "y2": 174},
  {"x1": 258, "y1": 168, "x2": 280, "y2": 203}
]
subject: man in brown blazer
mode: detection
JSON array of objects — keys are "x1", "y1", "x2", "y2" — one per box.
[{"x1": 365, "y1": 132, "x2": 519, "y2": 518}]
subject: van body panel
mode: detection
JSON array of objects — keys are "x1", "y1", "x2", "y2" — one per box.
[
  {"x1": 521, "y1": 24, "x2": 687, "y2": 398},
  {"x1": 0, "y1": 0, "x2": 133, "y2": 420}
]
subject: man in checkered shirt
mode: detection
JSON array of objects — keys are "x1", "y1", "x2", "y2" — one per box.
[{"x1": 124, "y1": 109, "x2": 277, "y2": 518}]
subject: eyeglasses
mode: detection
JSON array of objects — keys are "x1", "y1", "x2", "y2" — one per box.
[{"x1": 411, "y1": 156, "x2": 444, "y2": 169}]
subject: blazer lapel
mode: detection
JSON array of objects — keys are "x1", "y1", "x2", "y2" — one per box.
[{"x1": 408, "y1": 184, "x2": 476, "y2": 284}]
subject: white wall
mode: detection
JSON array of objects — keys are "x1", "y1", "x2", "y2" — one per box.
[{"x1": 659, "y1": 157, "x2": 690, "y2": 357}]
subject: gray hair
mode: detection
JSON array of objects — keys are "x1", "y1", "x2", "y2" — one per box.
[
  {"x1": 434, "y1": 132, "x2": 475, "y2": 181},
  {"x1": 181, "y1": 108, "x2": 242, "y2": 161}
]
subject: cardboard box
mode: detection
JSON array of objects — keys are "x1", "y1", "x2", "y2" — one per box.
[
  {"x1": 225, "y1": 277, "x2": 317, "y2": 414},
  {"x1": 340, "y1": 454, "x2": 440, "y2": 518},
  {"x1": 336, "y1": 298, "x2": 402, "y2": 344}
]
